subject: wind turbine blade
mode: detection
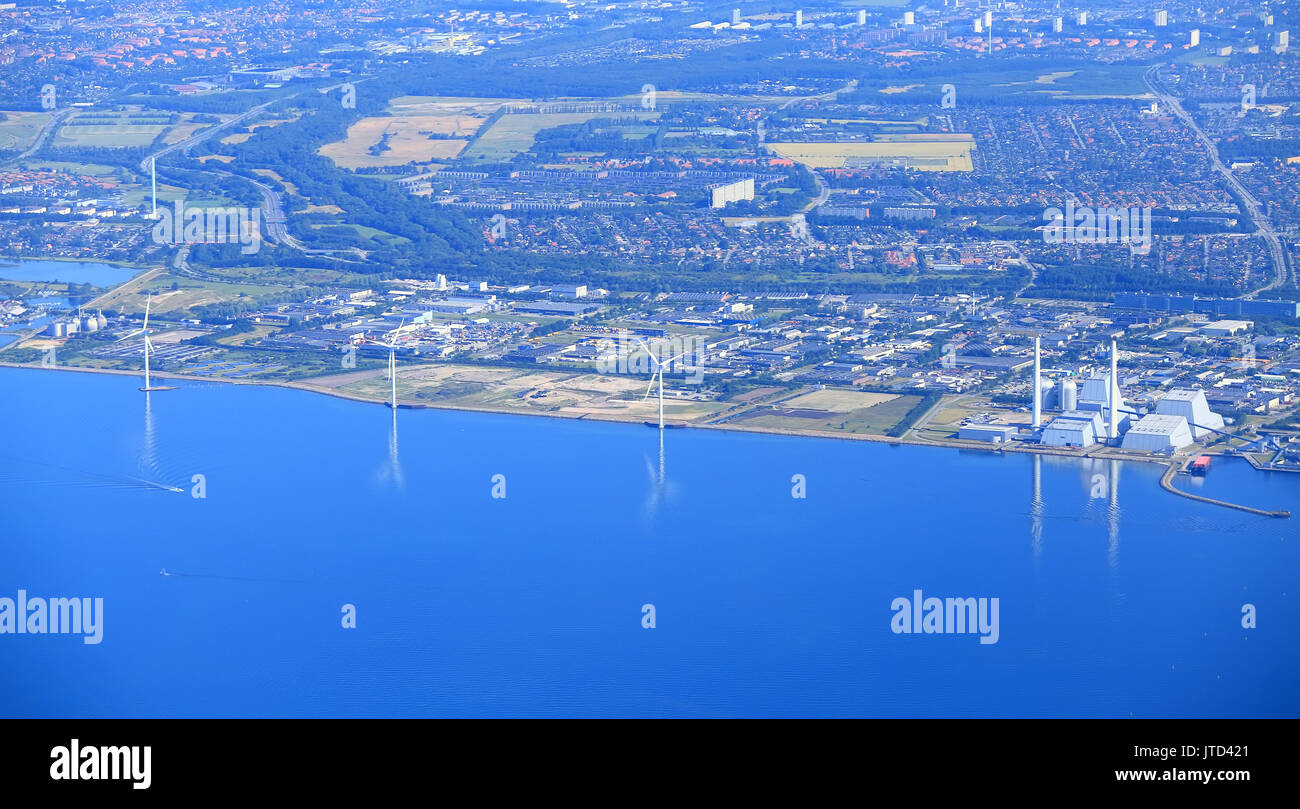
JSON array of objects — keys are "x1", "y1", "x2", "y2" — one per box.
[
  {"x1": 143, "y1": 295, "x2": 151, "y2": 331},
  {"x1": 644, "y1": 369, "x2": 658, "y2": 399},
  {"x1": 664, "y1": 350, "x2": 690, "y2": 367},
  {"x1": 116, "y1": 329, "x2": 145, "y2": 342}
]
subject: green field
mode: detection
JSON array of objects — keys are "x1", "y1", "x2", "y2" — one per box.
[
  {"x1": 54, "y1": 111, "x2": 173, "y2": 148},
  {"x1": 462, "y1": 111, "x2": 660, "y2": 161},
  {"x1": 0, "y1": 111, "x2": 51, "y2": 152},
  {"x1": 309, "y1": 222, "x2": 412, "y2": 246}
]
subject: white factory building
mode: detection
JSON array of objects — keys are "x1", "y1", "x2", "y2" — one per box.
[
  {"x1": 1120, "y1": 388, "x2": 1227, "y2": 452},
  {"x1": 1040, "y1": 410, "x2": 1105, "y2": 448},
  {"x1": 1075, "y1": 373, "x2": 1131, "y2": 434},
  {"x1": 1121, "y1": 414, "x2": 1195, "y2": 452},
  {"x1": 1154, "y1": 389, "x2": 1224, "y2": 439}
]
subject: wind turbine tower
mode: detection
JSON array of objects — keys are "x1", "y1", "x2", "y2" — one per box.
[
  {"x1": 1032, "y1": 335, "x2": 1042, "y2": 429},
  {"x1": 119, "y1": 294, "x2": 169, "y2": 392},
  {"x1": 637, "y1": 339, "x2": 690, "y2": 431},
  {"x1": 366, "y1": 320, "x2": 405, "y2": 409}
]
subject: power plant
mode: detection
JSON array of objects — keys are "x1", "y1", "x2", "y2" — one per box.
[
  {"x1": 45, "y1": 310, "x2": 108, "y2": 338},
  {"x1": 1028, "y1": 338, "x2": 1228, "y2": 454}
]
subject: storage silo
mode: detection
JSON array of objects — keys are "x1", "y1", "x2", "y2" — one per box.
[
  {"x1": 81, "y1": 315, "x2": 99, "y2": 333},
  {"x1": 1059, "y1": 379, "x2": 1078, "y2": 412}
]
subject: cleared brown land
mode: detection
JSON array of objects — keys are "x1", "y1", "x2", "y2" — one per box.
[{"x1": 318, "y1": 114, "x2": 481, "y2": 168}]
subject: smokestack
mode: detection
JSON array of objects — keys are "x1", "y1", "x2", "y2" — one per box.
[
  {"x1": 1032, "y1": 336, "x2": 1041, "y2": 429},
  {"x1": 1109, "y1": 340, "x2": 1119, "y2": 441}
]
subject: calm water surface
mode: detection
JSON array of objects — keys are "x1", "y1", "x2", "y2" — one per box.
[{"x1": 0, "y1": 367, "x2": 1296, "y2": 717}]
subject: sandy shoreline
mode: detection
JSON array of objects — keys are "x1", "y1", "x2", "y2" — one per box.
[
  {"x1": 0, "y1": 359, "x2": 1165, "y2": 463},
  {"x1": 6, "y1": 359, "x2": 1292, "y2": 516}
]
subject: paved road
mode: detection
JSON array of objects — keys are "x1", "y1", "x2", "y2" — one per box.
[
  {"x1": 4, "y1": 108, "x2": 72, "y2": 166},
  {"x1": 1144, "y1": 64, "x2": 1289, "y2": 295},
  {"x1": 141, "y1": 92, "x2": 364, "y2": 262},
  {"x1": 779, "y1": 79, "x2": 858, "y2": 111},
  {"x1": 82, "y1": 266, "x2": 165, "y2": 310},
  {"x1": 907, "y1": 393, "x2": 971, "y2": 440},
  {"x1": 779, "y1": 80, "x2": 855, "y2": 216},
  {"x1": 137, "y1": 98, "x2": 281, "y2": 174}
]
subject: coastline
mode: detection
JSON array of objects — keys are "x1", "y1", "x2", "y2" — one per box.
[
  {"x1": 0, "y1": 256, "x2": 151, "y2": 270},
  {"x1": 0, "y1": 357, "x2": 1203, "y2": 463},
  {"x1": 2, "y1": 360, "x2": 1290, "y2": 517}
]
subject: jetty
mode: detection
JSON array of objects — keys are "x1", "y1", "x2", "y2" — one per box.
[{"x1": 1159, "y1": 462, "x2": 1290, "y2": 518}]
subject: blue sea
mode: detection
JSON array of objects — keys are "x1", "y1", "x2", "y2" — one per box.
[{"x1": 0, "y1": 367, "x2": 1296, "y2": 717}]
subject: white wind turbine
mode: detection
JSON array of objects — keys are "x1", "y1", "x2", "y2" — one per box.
[
  {"x1": 119, "y1": 294, "x2": 167, "y2": 392},
  {"x1": 635, "y1": 338, "x2": 690, "y2": 431},
  {"x1": 366, "y1": 319, "x2": 405, "y2": 409}
]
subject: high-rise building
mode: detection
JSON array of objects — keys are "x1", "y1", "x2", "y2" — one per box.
[
  {"x1": 1277, "y1": 30, "x2": 1290, "y2": 50},
  {"x1": 1189, "y1": 29, "x2": 1200, "y2": 47},
  {"x1": 904, "y1": 11, "x2": 915, "y2": 25},
  {"x1": 732, "y1": 8, "x2": 740, "y2": 26},
  {"x1": 795, "y1": 9, "x2": 802, "y2": 27},
  {"x1": 1077, "y1": 11, "x2": 1088, "y2": 25},
  {"x1": 1052, "y1": 17, "x2": 1063, "y2": 33},
  {"x1": 858, "y1": 10, "x2": 866, "y2": 25},
  {"x1": 1154, "y1": 10, "x2": 1168, "y2": 26}
]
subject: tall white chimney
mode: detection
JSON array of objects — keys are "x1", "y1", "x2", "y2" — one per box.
[
  {"x1": 1109, "y1": 340, "x2": 1119, "y2": 441},
  {"x1": 1032, "y1": 336, "x2": 1041, "y2": 429}
]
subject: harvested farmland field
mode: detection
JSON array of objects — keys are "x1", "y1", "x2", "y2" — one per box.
[
  {"x1": 318, "y1": 114, "x2": 478, "y2": 168},
  {"x1": 768, "y1": 136, "x2": 974, "y2": 171}
]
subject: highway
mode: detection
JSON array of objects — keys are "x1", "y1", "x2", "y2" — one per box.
[
  {"x1": 1144, "y1": 64, "x2": 1290, "y2": 295},
  {"x1": 4, "y1": 108, "x2": 72, "y2": 166},
  {"x1": 138, "y1": 90, "x2": 364, "y2": 262},
  {"x1": 136, "y1": 98, "x2": 281, "y2": 174}
]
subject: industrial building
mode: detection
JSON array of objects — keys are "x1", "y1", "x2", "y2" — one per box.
[
  {"x1": 1077, "y1": 371, "x2": 1130, "y2": 437},
  {"x1": 1040, "y1": 410, "x2": 1105, "y2": 448},
  {"x1": 1154, "y1": 389, "x2": 1225, "y2": 439},
  {"x1": 1200, "y1": 320, "x2": 1252, "y2": 337},
  {"x1": 1113, "y1": 292, "x2": 1299, "y2": 320},
  {"x1": 1121, "y1": 414, "x2": 1195, "y2": 452},
  {"x1": 1057, "y1": 378, "x2": 1078, "y2": 411},
  {"x1": 1030, "y1": 342, "x2": 1231, "y2": 454},
  {"x1": 958, "y1": 423, "x2": 1019, "y2": 443},
  {"x1": 44, "y1": 310, "x2": 107, "y2": 338}
]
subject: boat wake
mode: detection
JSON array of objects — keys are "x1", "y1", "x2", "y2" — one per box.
[
  {"x1": 157, "y1": 568, "x2": 307, "y2": 585},
  {"x1": 0, "y1": 454, "x2": 184, "y2": 493}
]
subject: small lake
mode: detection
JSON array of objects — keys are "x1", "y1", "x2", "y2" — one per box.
[{"x1": 0, "y1": 259, "x2": 143, "y2": 286}]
